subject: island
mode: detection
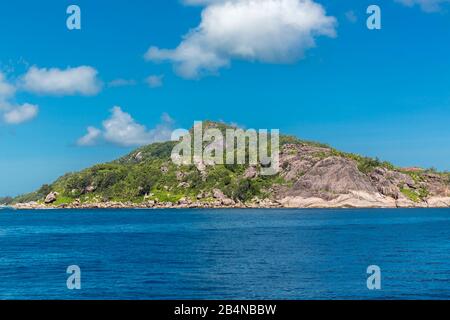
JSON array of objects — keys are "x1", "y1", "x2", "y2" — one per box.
[{"x1": 4, "y1": 121, "x2": 450, "y2": 210}]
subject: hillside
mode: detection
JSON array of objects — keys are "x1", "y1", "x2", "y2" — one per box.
[{"x1": 9, "y1": 121, "x2": 450, "y2": 209}]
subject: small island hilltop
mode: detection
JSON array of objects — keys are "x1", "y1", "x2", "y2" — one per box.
[{"x1": 4, "y1": 121, "x2": 450, "y2": 210}]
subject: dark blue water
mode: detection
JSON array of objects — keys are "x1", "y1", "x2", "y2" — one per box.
[{"x1": 1, "y1": 208, "x2": 450, "y2": 300}]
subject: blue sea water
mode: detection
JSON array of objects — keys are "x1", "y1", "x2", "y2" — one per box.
[{"x1": 0, "y1": 208, "x2": 450, "y2": 300}]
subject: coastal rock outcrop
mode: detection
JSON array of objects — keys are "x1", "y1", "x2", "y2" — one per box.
[
  {"x1": 44, "y1": 192, "x2": 58, "y2": 204},
  {"x1": 277, "y1": 157, "x2": 376, "y2": 200},
  {"x1": 279, "y1": 191, "x2": 397, "y2": 208}
]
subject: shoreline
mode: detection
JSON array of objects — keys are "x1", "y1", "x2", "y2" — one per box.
[
  {"x1": 5, "y1": 206, "x2": 450, "y2": 211},
  {"x1": 8, "y1": 194, "x2": 450, "y2": 210}
]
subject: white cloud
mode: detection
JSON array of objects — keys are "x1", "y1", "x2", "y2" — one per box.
[
  {"x1": 77, "y1": 107, "x2": 174, "y2": 147},
  {"x1": 396, "y1": 0, "x2": 450, "y2": 12},
  {"x1": 146, "y1": 75, "x2": 164, "y2": 88},
  {"x1": 0, "y1": 73, "x2": 16, "y2": 103},
  {"x1": 21, "y1": 66, "x2": 102, "y2": 96},
  {"x1": 0, "y1": 72, "x2": 39, "y2": 124},
  {"x1": 3, "y1": 103, "x2": 38, "y2": 124},
  {"x1": 77, "y1": 126, "x2": 102, "y2": 146},
  {"x1": 108, "y1": 78, "x2": 137, "y2": 87},
  {"x1": 146, "y1": 0, "x2": 337, "y2": 79}
]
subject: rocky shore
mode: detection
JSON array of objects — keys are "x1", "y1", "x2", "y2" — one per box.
[{"x1": 11, "y1": 191, "x2": 450, "y2": 210}]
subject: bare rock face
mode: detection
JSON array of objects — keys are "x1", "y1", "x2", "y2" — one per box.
[
  {"x1": 243, "y1": 166, "x2": 258, "y2": 179},
  {"x1": 274, "y1": 143, "x2": 450, "y2": 207},
  {"x1": 14, "y1": 201, "x2": 46, "y2": 209},
  {"x1": 44, "y1": 192, "x2": 58, "y2": 204},
  {"x1": 368, "y1": 167, "x2": 414, "y2": 199},
  {"x1": 423, "y1": 173, "x2": 450, "y2": 196},
  {"x1": 212, "y1": 188, "x2": 235, "y2": 205},
  {"x1": 281, "y1": 158, "x2": 314, "y2": 181},
  {"x1": 85, "y1": 184, "x2": 96, "y2": 193},
  {"x1": 213, "y1": 189, "x2": 226, "y2": 200},
  {"x1": 221, "y1": 198, "x2": 236, "y2": 206},
  {"x1": 279, "y1": 144, "x2": 328, "y2": 181},
  {"x1": 427, "y1": 196, "x2": 450, "y2": 207},
  {"x1": 284, "y1": 157, "x2": 376, "y2": 200},
  {"x1": 395, "y1": 196, "x2": 428, "y2": 208},
  {"x1": 177, "y1": 197, "x2": 190, "y2": 206},
  {"x1": 280, "y1": 191, "x2": 397, "y2": 208}
]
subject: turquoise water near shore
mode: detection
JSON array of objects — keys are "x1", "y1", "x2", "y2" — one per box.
[{"x1": 0, "y1": 208, "x2": 450, "y2": 299}]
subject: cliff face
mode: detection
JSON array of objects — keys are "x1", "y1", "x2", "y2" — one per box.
[
  {"x1": 274, "y1": 143, "x2": 450, "y2": 208},
  {"x1": 11, "y1": 122, "x2": 450, "y2": 209}
]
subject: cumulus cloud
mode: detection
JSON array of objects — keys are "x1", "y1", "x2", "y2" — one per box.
[
  {"x1": 0, "y1": 72, "x2": 39, "y2": 124},
  {"x1": 395, "y1": 0, "x2": 450, "y2": 12},
  {"x1": 77, "y1": 107, "x2": 174, "y2": 147},
  {"x1": 0, "y1": 73, "x2": 16, "y2": 104},
  {"x1": 21, "y1": 66, "x2": 102, "y2": 96},
  {"x1": 3, "y1": 103, "x2": 38, "y2": 124},
  {"x1": 77, "y1": 126, "x2": 102, "y2": 146},
  {"x1": 146, "y1": 0, "x2": 337, "y2": 79},
  {"x1": 146, "y1": 75, "x2": 164, "y2": 88}
]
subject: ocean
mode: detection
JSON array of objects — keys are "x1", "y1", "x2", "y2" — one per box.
[{"x1": 0, "y1": 208, "x2": 449, "y2": 300}]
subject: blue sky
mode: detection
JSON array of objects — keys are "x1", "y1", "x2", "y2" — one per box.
[{"x1": 0, "y1": 0, "x2": 450, "y2": 196}]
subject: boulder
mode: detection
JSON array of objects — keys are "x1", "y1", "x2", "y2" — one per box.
[
  {"x1": 243, "y1": 166, "x2": 258, "y2": 179},
  {"x1": 44, "y1": 192, "x2": 58, "y2": 204},
  {"x1": 213, "y1": 189, "x2": 226, "y2": 200},
  {"x1": 177, "y1": 182, "x2": 190, "y2": 188},
  {"x1": 178, "y1": 197, "x2": 191, "y2": 206},
  {"x1": 427, "y1": 196, "x2": 450, "y2": 208},
  {"x1": 221, "y1": 198, "x2": 235, "y2": 206},
  {"x1": 85, "y1": 184, "x2": 96, "y2": 193}
]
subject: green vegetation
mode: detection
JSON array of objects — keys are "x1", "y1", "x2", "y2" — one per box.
[
  {"x1": 400, "y1": 188, "x2": 420, "y2": 202},
  {"x1": 8, "y1": 121, "x2": 444, "y2": 206},
  {"x1": 400, "y1": 186, "x2": 429, "y2": 203},
  {"x1": 280, "y1": 134, "x2": 330, "y2": 148},
  {"x1": 11, "y1": 134, "x2": 284, "y2": 205},
  {"x1": 329, "y1": 149, "x2": 395, "y2": 173},
  {"x1": 354, "y1": 156, "x2": 395, "y2": 174}
]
